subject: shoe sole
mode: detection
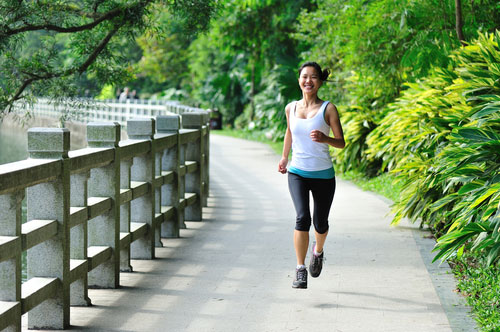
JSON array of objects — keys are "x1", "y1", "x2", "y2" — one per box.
[{"x1": 292, "y1": 284, "x2": 307, "y2": 289}]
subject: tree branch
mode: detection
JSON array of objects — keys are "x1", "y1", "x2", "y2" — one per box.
[
  {"x1": 77, "y1": 25, "x2": 121, "y2": 74},
  {"x1": 2, "y1": 6, "x2": 124, "y2": 36},
  {"x1": 7, "y1": 24, "x2": 123, "y2": 109}
]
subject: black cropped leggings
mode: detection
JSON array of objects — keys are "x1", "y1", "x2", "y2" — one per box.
[{"x1": 287, "y1": 172, "x2": 336, "y2": 234}]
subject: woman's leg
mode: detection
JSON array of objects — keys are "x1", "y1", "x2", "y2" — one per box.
[
  {"x1": 288, "y1": 173, "x2": 311, "y2": 265},
  {"x1": 313, "y1": 230, "x2": 328, "y2": 254},
  {"x1": 311, "y1": 177, "x2": 336, "y2": 252},
  {"x1": 294, "y1": 230, "x2": 309, "y2": 265}
]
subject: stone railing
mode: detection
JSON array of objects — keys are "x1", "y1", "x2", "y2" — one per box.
[
  {"x1": 18, "y1": 98, "x2": 206, "y2": 127},
  {"x1": 0, "y1": 112, "x2": 209, "y2": 331}
]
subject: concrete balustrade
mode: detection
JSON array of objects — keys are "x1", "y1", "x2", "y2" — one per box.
[{"x1": 0, "y1": 112, "x2": 209, "y2": 331}]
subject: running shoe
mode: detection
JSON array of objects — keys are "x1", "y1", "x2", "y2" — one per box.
[
  {"x1": 309, "y1": 243, "x2": 324, "y2": 278},
  {"x1": 292, "y1": 267, "x2": 308, "y2": 289}
]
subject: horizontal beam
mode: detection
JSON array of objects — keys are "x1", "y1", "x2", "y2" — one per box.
[
  {"x1": 155, "y1": 213, "x2": 163, "y2": 226},
  {"x1": 153, "y1": 133, "x2": 177, "y2": 150},
  {"x1": 0, "y1": 159, "x2": 60, "y2": 195},
  {"x1": 120, "y1": 232, "x2": 131, "y2": 249},
  {"x1": 69, "y1": 206, "x2": 88, "y2": 228},
  {"x1": 87, "y1": 246, "x2": 112, "y2": 272},
  {"x1": 69, "y1": 259, "x2": 88, "y2": 284},
  {"x1": 87, "y1": 197, "x2": 112, "y2": 220},
  {"x1": 0, "y1": 301, "x2": 20, "y2": 331},
  {"x1": 179, "y1": 165, "x2": 186, "y2": 177},
  {"x1": 21, "y1": 277, "x2": 59, "y2": 314},
  {"x1": 161, "y1": 206, "x2": 174, "y2": 220},
  {"x1": 131, "y1": 181, "x2": 149, "y2": 200},
  {"x1": 119, "y1": 188, "x2": 132, "y2": 205},
  {"x1": 130, "y1": 222, "x2": 148, "y2": 243},
  {"x1": 185, "y1": 193, "x2": 197, "y2": 207},
  {"x1": 119, "y1": 139, "x2": 151, "y2": 160},
  {"x1": 21, "y1": 219, "x2": 58, "y2": 251},
  {"x1": 68, "y1": 148, "x2": 114, "y2": 174},
  {"x1": 0, "y1": 236, "x2": 20, "y2": 263},
  {"x1": 179, "y1": 129, "x2": 200, "y2": 144},
  {"x1": 161, "y1": 171, "x2": 174, "y2": 184},
  {"x1": 185, "y1": 161, "x2": 198, "y2": 174}
]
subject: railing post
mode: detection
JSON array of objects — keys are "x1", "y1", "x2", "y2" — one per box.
[
  {"x1": 69, "y1": 171, "x2": 92, "y2": 306},
  {"x1": 86, "y1": 122, "x2": 121, "y2": 288},
  {"x1": 157, "y1": 115, "x2": 181, "y2": 237},
  {"x1": 181, "y1": 112, "x2": 205, "y2": 221},
  {"x1": 200, "y1": 111, "x2": 210, "y2": 207},
  {"x1": 0, "y1": 190, "x2": 23, "y2": 332},
  {"x1": 26, "y1": 128, "x2": 71, "y2": 329},
  {"x1": 119, "y1": 158, "x2": 133, "y2": 271},
  {"x1": 127, "y1": 118, "x2": 156, "y2": 259}
]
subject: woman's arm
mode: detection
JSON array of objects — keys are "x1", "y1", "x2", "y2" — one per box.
[
  {"x1": 310, "y1": 103, "x2": 345, "y2": 149},
  {"x1": 278, "y1": 103, "x2": 293, "y2": 173}
]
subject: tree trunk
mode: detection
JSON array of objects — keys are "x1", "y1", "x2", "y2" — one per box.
[
  {"x1": 455, "y1": 0, "x2": 465, "y2": 45},
  {"x1": 250, "y1": 60, "x2": 255, "y2": 122}
]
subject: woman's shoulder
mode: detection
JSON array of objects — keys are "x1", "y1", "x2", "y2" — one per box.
[
  {"x1": 325, "y1": 101, "x2": 338, "y2": 112},
  {"x1": 285, "y1": 101, "x2": 297, "y2": 114}
]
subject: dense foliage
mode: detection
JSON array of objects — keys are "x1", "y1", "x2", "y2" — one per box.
[
  {"x1": 0, "y1": 0, "x2": 217, "y2": 116},
  {"x1": 2, "y1": 0, "x2": 500, "y2": 268}
]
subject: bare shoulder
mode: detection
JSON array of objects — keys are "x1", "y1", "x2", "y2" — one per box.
[
  {"x1": 285, "y1": 101, "x2": 295, "y2": 115},
  {"x1": 326, "y1": 102, "x2": 339, "y2": 117}
]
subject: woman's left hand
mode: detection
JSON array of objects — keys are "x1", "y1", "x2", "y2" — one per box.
[{"x1": 310, "y1": 130, "x2": 327, "y2": 143}]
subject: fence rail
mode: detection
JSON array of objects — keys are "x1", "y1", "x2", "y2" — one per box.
[
  {"x1": 17, "y1": 98, "x2": 206, "y2": 127},
  {"x1": 0, "y1": 111, "x2": 210, "y2": 331}
]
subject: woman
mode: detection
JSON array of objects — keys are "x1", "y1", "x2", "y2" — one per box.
[{"x1": 278, "y1": 61, "x2": 345, "y2": 289}]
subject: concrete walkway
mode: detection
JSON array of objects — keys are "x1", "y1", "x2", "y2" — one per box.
[{"x1": 27, "y1": 134, "x2": 475, "y2": 332}]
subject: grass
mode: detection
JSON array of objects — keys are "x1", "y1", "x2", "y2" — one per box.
[
  {"x1": 212, "y1": 128, "x2": 284, "y2": 156},
  {"x1": 337, "y1": 170, "x2": 402, "y2": 203},
  {"x1": 452, "y1": 254, "x2": 500, "y2": 331},
  {"x1": 215, "y1": 127, "x2": 499, "y2": 331}
]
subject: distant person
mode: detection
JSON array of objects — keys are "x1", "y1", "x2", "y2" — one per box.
[
  {"x1": 116, "y1": 88, "x2": 122, "y2": 100},
  {"x1": 130, "y1": 89, "x2": 139, "y2": 99},
  {"x1": 278, "y1": 61, "x2": 345, "y2": 289},
  {"x1": 119, "y1": 87, "x2": 130, "y2": 101}
]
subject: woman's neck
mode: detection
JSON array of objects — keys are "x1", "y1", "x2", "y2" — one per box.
[{"x1": 301, "y1": 93, "x2": 320, "y2": 107}]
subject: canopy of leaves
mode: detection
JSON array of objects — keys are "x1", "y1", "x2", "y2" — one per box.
[{"x1": 0, "y1": 0, "x2": 216, "y2": 116}]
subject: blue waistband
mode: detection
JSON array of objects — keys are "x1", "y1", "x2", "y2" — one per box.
[{"x1": 288, "y1": 166, "x2": 335, "y2": 179}]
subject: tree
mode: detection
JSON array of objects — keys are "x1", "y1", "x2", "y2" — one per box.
[{"x1": 0, "y1": 0, "x2": 216, "y2": 116}]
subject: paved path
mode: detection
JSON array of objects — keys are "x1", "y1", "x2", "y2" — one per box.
[{"x1": 27, "y1": 134, "x2": 475, "y2": 332}]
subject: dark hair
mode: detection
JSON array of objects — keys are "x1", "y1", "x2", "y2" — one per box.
[{"x1": 298, "y1": 61, "x2": 330, "y2": 82}]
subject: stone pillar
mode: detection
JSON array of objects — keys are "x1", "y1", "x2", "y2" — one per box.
[
  {"x1": 182, "y1": 113, "x2": 204, "y2": 221},
  {"x1": 120, "y1": 158, "x2": 133, "y2": 272},
  {"x1": 157, "y1": 115, "x2": 181, "y2": 237},
  {"x1": 26, "y1": 128, "x2": 70, "y2": 329},
  {"x1": 128, "y1": 118, "x2": 156, "y2": 259},
  {"x1": 154, "y1": 141, "x2": 163, "y2": 248},
  {"x1": 69, "y1": 171, "x2": 92, "y2": 306},
  {"x1": 200, "y1": 111, "x2": 210, "y2": 207},
  {"x1": 87, "y1": 122, "x2": 121, "y2": 288},
  {"x1": 0, "y1": 190, "x2": 23, "y2": 332}
]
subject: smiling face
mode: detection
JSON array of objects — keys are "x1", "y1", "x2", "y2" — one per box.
[{"x1": 298, "y1": 66, "x2": 322, "y2": 95}]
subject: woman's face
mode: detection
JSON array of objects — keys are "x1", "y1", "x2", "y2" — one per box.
[{"x1": 298, "y1": 66, "x2": 322, "y2": 95}]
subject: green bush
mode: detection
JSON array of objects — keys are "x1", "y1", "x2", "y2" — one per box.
[{"x1": 366, "y1": 31, "x2": 500, "y2": 263}]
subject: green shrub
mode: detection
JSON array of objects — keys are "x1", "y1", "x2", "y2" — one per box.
[{"x1": 365, "y1": 31, "x2": 500, "y2": 263}]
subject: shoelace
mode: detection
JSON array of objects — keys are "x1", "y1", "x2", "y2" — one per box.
[
  {"x1": 311, "y1": 254, "x2": 326, "y2": 268},
  {"x1": 297, "y1": 268, "x2": 307, "y2": 280}
]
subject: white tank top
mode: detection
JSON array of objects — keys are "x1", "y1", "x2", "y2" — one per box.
[{"x1": 289, "y1": 101, "x2": 332, "y2": 171}]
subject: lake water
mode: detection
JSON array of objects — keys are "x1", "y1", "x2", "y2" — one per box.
[{"x1": 0, "y1": 124, "x2": 28, "y2": 165}]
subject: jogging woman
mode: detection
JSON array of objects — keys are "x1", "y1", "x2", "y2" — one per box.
[{"x1": 278, "y1": 61, "x2": 345, "y2": 289}]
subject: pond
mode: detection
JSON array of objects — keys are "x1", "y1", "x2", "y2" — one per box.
[{"x1": 0, "y1": 123, "x2": 28, "y2": 165}]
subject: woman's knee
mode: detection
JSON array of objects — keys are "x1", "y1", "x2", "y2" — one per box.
[
  {"x1": 295, "y1": 216, "x2": 311, "y2": 232},
  {"x1": 314, "y1": 221, "x2": 329, "y2": 234}
]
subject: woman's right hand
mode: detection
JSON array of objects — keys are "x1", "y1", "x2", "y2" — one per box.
[{"x1": 278, "y1": 157, "x2": 288, "y2": 174}]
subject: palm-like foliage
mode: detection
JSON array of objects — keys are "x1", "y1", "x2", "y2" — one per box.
[{"x1": 367, "y1": 31, "x2": 500, "y2": 264}]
